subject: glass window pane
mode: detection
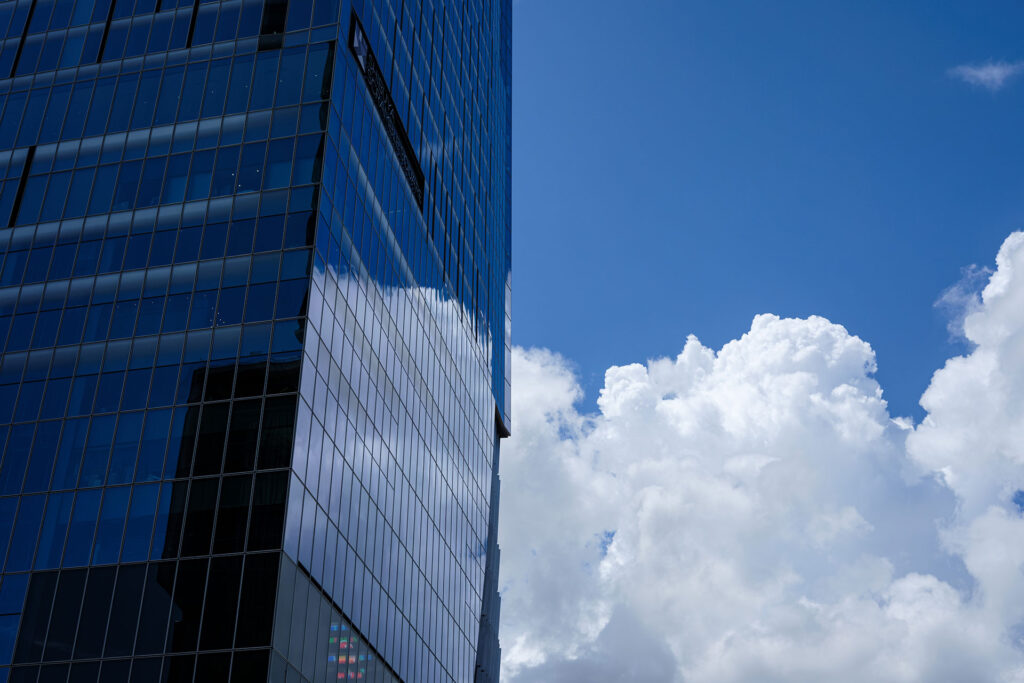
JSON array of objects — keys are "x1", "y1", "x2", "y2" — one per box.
[
  {"x1": 92, "y1": 486, "x2": 130, "y2": 564},
  {"x1": 180, "y1": 478, "x2": 217, "y2": 556},
  {"x1": 258, "y1": 395, "x2": 296, "y2": 468},
  {"x1": 168, "y1": 558, "x2": 207, "y2": 652},
  {"x1": 104, "y1": 564, "x2": 145, "y2": 657},
  {"x1": 224, "y1": 399, "x2": 260, "y2": 472},
  {"x1": 134, "y1": 561, "x2": 175, "y2": 655},
  {"x1": 193, "y1": 403, "x2": 228, "y2": 475},
  {"x1": 13, "y1": 571, "x2": 57, "y2": 663},
  {"x1": 63, "y1": 488, "x2": 101, "y2": 567},
  {"x1": 121, "y1": 483, "x2": 159, "y2": 562},
  {"x1": 34, "y1": 491, "x2": 73, "y2": 569},
  {"x1": 199, "y1": 555, "x2": 241, "y2": 649},
  {"x1": 234, "y1": 552, "x2": 278, "y2": 651},
  {"x1": 213, "y1": 474, "x2": 251, "y2": 553},
  {"x1": 74, "y1": 566, "x2": 114, "y2": 659},
  {"x1": 249, "y1": 471, "x2": 286, "y2": 550},
  {"x1": 6, "y1": 495, "x2": 45, "y2": 572},
  {"x1": 42, "y1": 569, "x2": 87, "y2": 661}
]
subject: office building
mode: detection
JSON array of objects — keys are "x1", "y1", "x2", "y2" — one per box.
[{"x1": 0, "y1": 0, "x2": 510, "y2": 681}]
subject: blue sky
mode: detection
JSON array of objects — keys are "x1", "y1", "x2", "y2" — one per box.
[
  {"x1": 512, "y1": 0, "x2": 1024, "y2": 420},
  {"x1": 501, "y1": 5, "x2": 1024, "y2": 680}
]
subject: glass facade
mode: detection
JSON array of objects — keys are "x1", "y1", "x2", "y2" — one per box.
[{"x1": 0, "y1": 0, "x2": 510, "y2": 681}]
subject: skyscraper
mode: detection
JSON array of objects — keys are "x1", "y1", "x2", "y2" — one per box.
[{"x1": 0, "y1": 0, "x2": 510, "y2": 681}]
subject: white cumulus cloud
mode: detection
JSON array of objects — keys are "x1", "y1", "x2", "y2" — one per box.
[
  {"x1": 498, "y1": 232, "x2": 1024, "y2": 682},
  {"x1": 948, "y1": 61, "x2": 1024, "y2": 91}
]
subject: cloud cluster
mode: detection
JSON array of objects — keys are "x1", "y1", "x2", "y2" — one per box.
[
  {"x1": 948, "y1": 61, "x2": 1024, "y2": 91},
  {"x1": 499, "y1": 232, "x2": 1024, "y2": 681}
]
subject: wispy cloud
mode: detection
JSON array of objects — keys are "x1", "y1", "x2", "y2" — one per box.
[
  {"x1": 948, "y1": 60, "x2": 1024, "y2": 91},
  {"x1": 935, "y1": 263, "x2": 991, "y2": 342}
]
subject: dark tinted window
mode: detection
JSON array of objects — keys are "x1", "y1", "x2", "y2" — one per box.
[
  {"x1": 74, "y1": 567, "x2": 115, "y2": 659},
  {"x1": 13, "y1": 571, "x2": 57, "y2": 663},
  {"x1": 235, "y1": 553, "x2": 278, "y2": 647},
  {"x1": 193, "y1": 652, "x2": 230, "y2": 683},
  {"x1": 199, "y1": 556, "x2": 242, "y2": 650},
  {"x1": 213, "y1": 475, "x2": 251, "y2": 553},
  {"x1": 42, "y1": 568, "x2": 86, "y2": 661},
  {"x1": 179, "y1": 478, "x2": 217, "y2": 556},
  {"x1": 193, "y1": 403, "x2": 228, "y2": 475},
  {"x1": 224, "y1": 399, "x2": 260, "y2": 472},
  {"x1": 103, "y1": 564, "x2": 145, "y2": 657},
  {"x1": 249, "y1": 471, "x2": 286, "y2": 550},
  {"x1": 168, "y1": 558, "x2": 207, "y2": 653},
  {"x1": 257, "y1": 395, "x2": 295, "y2": 468},
  {"x1": 231, "y1": 649, "x2": 270, "y2": 683},
  {"x1": 68, "y1": 661, "x2": 100, "y2": 683}
]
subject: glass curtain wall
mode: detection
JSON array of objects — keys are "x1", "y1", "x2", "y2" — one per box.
[{"x1": 0, "y1": 0, "x2": 510, "y2": 682}]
